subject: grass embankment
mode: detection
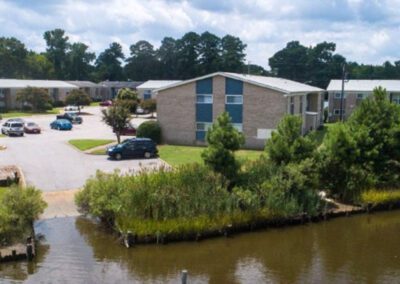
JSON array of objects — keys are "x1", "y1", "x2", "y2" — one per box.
[
  {"x1": 159, "y1": 145, "x2": 263, "y2": 166},
  {"x1": 90, "y1": 102, "x2": 100, "y2": 107},
  {"x1": 361, "y1": 189, "x2": 400, "y2": 207},
  {"x1": 68, "y1": 139, "x2": 115, "y2": 151},
  {"x1": 0, "y1": 108, "x2": 61, "y2": 118}
]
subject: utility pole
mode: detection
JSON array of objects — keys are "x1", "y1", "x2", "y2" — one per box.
[{"x1": 339, "y1": 64, "x2": 347, "y2": 121}]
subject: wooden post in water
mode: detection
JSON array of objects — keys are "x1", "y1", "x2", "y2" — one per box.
[
  {"x1": 181, "y1": 270, "x2": 188, "y2": 284},
  {"x1": 26, "y1": 236, "x2": 34, "y2": 261}
]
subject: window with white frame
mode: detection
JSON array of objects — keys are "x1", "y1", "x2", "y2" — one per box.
[
  {"x1": 392, "y1": 94, "x2": 400, "y2": 105},
  {"x1": 196, "y1": 94, "x2": 213, "y2": 104},
  {"x1": 225, "y1": 95, "x2": 243, "y2": 104},
  {"x1": 232, "y1": 123, "x2": 243, "y2": 132},
  {"x1": 356, "y1": 93, "x2": 364, "y2": 99},
  {"x1": 289, "y1": 97, "x2": 294, "y2": 114},
  {"x1": 333, "y1": 109, "x2": 345, "y2": 115},
  {"x1": 334, "y1": 92, "x2": 344, "y2": 99},
  {"x1": 196, "y1": 122, "x2": 212, "y2": 131}
]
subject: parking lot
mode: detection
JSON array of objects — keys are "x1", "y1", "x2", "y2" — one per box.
[{"x1": 0, "y1": 106, "x2": 164, "y2": 192}]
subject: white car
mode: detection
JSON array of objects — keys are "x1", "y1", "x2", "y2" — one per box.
[
  {"x1": 64, "y1": 105, "x2": 79, "y2": 112},
  {"x1": 1, "y1": 121, "x2": 24, "y2": 136}
]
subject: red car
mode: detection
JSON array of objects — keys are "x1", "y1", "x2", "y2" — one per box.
[
  {"x1": 118, "y1": 123, "x2": 137, "y2": 136},
  {"x1": 24, "y1": 122, "x2": 41, "y2": 134},
  {"x1": 100, "y1": 100, "x2": 113, "y2": 107}
]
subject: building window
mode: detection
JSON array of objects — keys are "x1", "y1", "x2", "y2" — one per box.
[
  {"x1": 196, "y1": 94, "x2": 213, "y2": 104},
  {"x1": 196, "y1": 122, "x2": 212, "y2": 131},
  {"x1": 232, "y1": 123, "x2": 243, "y2": 132},
  {"x1": 289, "y1": 97, "x2": 294, "y2": 114},
  {"x1": 334, "y1": 93, "x2": 342, "y2": 99},
  {"x1": 0, "y1": 89, "x2": 5, "y2": 99},
  {"x1": 226, "y1": 95, "x2": 243, "y2": 104},
  {"x1": 299, "y1": 97, "x2": 303, "y2": 114},
  {"x1": 333, "y1": 109, "x2": 345, "y2": 115},
  {"x1": 357, "y1": 93, "x2": 364, "y2": 99},
  {"x1": 392, "y1": 94, "x2": 400, "y2": 105}
]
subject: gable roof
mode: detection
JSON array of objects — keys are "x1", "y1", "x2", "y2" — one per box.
[
  {"x1": 136, "y1": 80, "x2": 182, "y2": 90},
  {"x1": 327, "y1": 80, "x2": 400, "y2": 92},
  {"x1": 0, "y1": 79, "x2": 78, "y2": 89},
  {"x1": 156, "y1": 72, "x2": 323, "y2": 94},
  {"x1": 99, "y1": 81, "x2": 144, "y2": 89}
]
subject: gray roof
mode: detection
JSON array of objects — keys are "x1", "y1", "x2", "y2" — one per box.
[
  {"x1": 327, "y1": 79, "x2": 400, "y2": 92},
  {"x1": 137, "y1": 80, "x2": 182, "y2": 90},
  {"x1": 66, "y1": 81, "x2": 100, "y2": 88},
  {"x1": 99, "y1": 81, "x2": 144, "y2": 89},
  {"x1": 0, "y1": 79, "x2": 78, "y2": 89},
  {"x1": 157, "y1": 72, "x2": 323, "y2": 94}
]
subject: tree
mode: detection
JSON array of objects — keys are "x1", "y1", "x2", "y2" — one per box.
[
  {"x1": 125, "y1": 40, "x2": 159, "y2": 81},
  {"x1": 137, "y1": 121, "x2": 161, "y2": 144},
  {"x1": 157, "y1": 37, "x2": 178, "y2": 79},
  {"x1": 16, "y1": 87, "x2": 52, "y2": 111},
  {"x1": 265, "y1": 115, "x2": 316, "y2": 165},
  {"x1": 26, "y1": 52, "x2": 55, "y2": 79},
  {"x1": 176, "y1": 32, "x2": 201, "y2": 79},
  {"x1": 102, "y1": 104, "x2": 131, "y2": 143},
  {"x1": 0, "y1": 37, "x2": 28, "y2": 78},
  {"x1": 140, "y1": 99, "x2": 156, "y2": 117},
  {"x1": 43, "y1": 29, "x2": 70, "y2": 79},
  {"x1": 66, "y1": 42, "x2": 95, "y2": 80},
  {"x1": 198, "y1": 31, "x2": 222, "y2": 74},
  {"x1": 116, "y1": 88, "x2": 139, "y2": 113},
  {"x1": 95, "y1": 42, "x2": 125, "y2": 81},
  {"x1": 65, "y1": 89, "x2": 91, "y2": 110},
  {"x1": 201, "y1": 112, "x2": 245, "y2": 185},
  {"x1": 220, "y1": 35, "x2": 246, "y2": 73}
]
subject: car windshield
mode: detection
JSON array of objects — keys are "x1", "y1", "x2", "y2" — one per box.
[
  {"x1": 11, "y1": 123, "x2": 23, "y2": 127},
  {"x1": 27, "y1": 122, "x2": 37, "y2": 127}
]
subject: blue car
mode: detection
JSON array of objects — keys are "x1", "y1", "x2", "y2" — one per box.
[{"x1": 50, "y1": 119, "x2": 73, "y2": 130}]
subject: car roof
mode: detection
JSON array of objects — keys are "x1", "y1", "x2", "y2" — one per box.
[
  {"x1": 124, "y1": 138, "x2": 154, "y2": 143},
  {"x1": 55, "y1": 119, "x2": 70, "y2": 123}
]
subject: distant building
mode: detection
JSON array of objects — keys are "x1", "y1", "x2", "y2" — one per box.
[
  {"x1": 98, "y1": 81, "x2": 144, "y2": 100},
  {"x1": 136, "y1": 80, "x2": 181, "y2": 100},
  {"x1": 327, "y1": 80, "x2": 400, "y2": 121},
  {"x1": 0, "y1": 79, "x2": 78, "y2": 109},
  {"x1": 66, "y1": 81, "x2": 101, "y2": 100},
  {"x1": 157, "y1": 72, "x2": 324, "y2": 149}
]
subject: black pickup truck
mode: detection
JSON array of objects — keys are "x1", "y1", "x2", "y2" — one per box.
[{"x1": 56, "y1": 112, "x2": 83, "y2": 124}]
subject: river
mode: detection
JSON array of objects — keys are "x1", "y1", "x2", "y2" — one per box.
[{"x1": 1, "y1": 211, "x2": 400, "y2": 283}]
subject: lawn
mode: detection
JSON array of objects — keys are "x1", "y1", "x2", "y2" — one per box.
[
  {"x1": 68, "y1": 139, "x2": 115, "y2": 151},
  {"x1": 90, "y1": 102, "x2": 100, "y2": 107},
  {"x1": 0, "y1": 108, "x2": 61, "y2": 118},
  {"x1": 158, "y1": 145, "x2": 264, "y2": 167},
  {"x1": 0, "y1": 186, "x2": 8, "y2": 201}
]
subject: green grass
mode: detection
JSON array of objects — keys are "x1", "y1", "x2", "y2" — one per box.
[
  {"x1": 89, "y1": 147, "x2": 110, "y2": 155},
  {"x1": 90, "y1": 102, "x2": 100, "y2": 107},
  {"x1": 0, "y1": 134, "x2": 6, "y2": 138},
  {"x1": 158, "y1": 145, "x2": 264, "y2": 167},
  {"x1": 361, "y1": 189, "x2": 400, "y2": 206},
  {"x1": 0, "y1": 108, "x2": 61, "y2": 118},
  {"x1": 0, "y1": 187, "x2": 8, "y2": 201},
  {"x1": 68, "y1": 139, "x2": 115, "y2": 151}
]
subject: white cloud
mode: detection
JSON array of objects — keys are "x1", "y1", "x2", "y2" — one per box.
[{"x1": 0, "y1": 0, "x2": 399, "y2": 69}]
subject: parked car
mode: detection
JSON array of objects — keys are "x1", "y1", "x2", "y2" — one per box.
[
  {"x1": 99, "y1": 100, "x2": 113, "y2": 107},
  {"x1": 107, "y1": 138, "x2": 158, "y2": 160},
  {"x1": 64, "y1": 105, "x2": 79, "y2": 112},
  {"x1": 56, "y1": 112, "x2": 82, "y2": 124},
  {"x1": 5, "y1": 118, "x2": 25, "y2": 124},
  {"x1": 135, "y1": 106, "x2": 148, "y2": 115},
  {"x1": 50, "y1": 119, "x2": 73, "y2": 130},
  {"x1": 24, "y1": 122, "x2": 41, "y2": 134},
  {"x1": 116, "y1": 123, "x2": 137, "y2": 136},
  {"x1": 1, "y1": 121, "x2": 24, "y2": 136}
]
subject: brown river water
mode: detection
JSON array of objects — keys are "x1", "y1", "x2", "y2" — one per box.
[{"x1": 1, "y1": 210, "x2": 400, "y2": 283}]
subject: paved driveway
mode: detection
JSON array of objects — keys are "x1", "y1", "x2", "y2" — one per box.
[{"x1": 0, "y1": 107, "x2": 164, "y2": 192}]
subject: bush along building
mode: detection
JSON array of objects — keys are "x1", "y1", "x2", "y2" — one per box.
[
  {"x1": 157, "y1": 72, "x2": 324, "y2": 149},
  {"x1": 327, "y1": 79, "x2": 400, "y2": 122}
]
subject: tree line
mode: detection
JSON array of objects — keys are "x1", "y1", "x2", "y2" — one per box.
[{"x1": 0, "y1": 29, "x2": 399, "y2": 88}]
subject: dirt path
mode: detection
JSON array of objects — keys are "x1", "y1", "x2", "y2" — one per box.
[{"x1": 40, "y1": 189, "x2": 80, "y2": 219}]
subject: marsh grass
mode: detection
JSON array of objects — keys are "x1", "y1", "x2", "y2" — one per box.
[{"x1": 361, "y1": 189, "x2": 400, "y2": 206}]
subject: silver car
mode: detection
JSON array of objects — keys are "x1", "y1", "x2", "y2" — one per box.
[{"x1": 1, "y1": 121, "x2": 24, "y2": 136}]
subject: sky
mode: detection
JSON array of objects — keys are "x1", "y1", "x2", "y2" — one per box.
[{"x1": 0, "y1": 0, "x2": 399, "y2": 69}]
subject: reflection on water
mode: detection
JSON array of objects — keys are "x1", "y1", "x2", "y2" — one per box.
[{"x1": 1, "y1": 211, "x2": 400, "y2": 283}]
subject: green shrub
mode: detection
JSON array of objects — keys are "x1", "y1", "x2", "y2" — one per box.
[
  {"x1": 52, "y1": 100, "x2": 65, "y2": 107},
  {"x1": 136, "y1": 121, "x2": 161, "y2": 144},
  {"x1": 0, "y1": 186, "x2": 47, "y2": 245}
]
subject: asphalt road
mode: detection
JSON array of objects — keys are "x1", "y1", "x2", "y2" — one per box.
[{"x1": 0, "y1": 107, "x2": 164, "y2": 192}]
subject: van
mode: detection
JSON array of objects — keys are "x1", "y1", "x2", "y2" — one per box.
[{"x1": 107, "y1": 138, "x2": 158, "y2": 160}]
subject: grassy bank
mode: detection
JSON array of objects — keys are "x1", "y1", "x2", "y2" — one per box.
[
  {"x1": 68, "y1": 139, "x2": 115, "y2": 151},
  {"x1": 361, "y1": 189, "x2": 400, "y2": 207},
  {"x1": 158, "y1": 145, "x2": 263, "y2": 166},
  {"x1": 0, "y1": 108, "x2": 61, "y2": 118}
]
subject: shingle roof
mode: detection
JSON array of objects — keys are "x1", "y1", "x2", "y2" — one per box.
[
  {"x1": 156, "y1": 72, "x2": 323, "y2": 94},
  {"x1": 0, "y1": 79, "x2": 78, "y2": 89},
  {"x1": 99, "y1": 81, "x2": 144, "y2": 89},
  {"x1": 66, "y1": 81, "x2": 100, "y2": 88},
  {"x1": 136, "y1": 80, "x2": 182, "y2": 90},
  {"x1": 327, "y1": 80, "x2": 400, "y2": 92}
]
